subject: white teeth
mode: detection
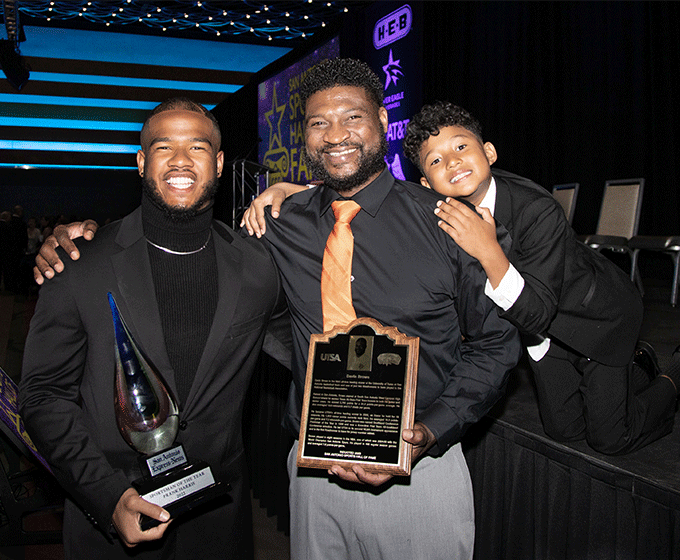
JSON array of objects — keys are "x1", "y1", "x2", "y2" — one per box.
[
  {"x1": 166, "y1": 177, "x2": 194, "y2": 189},
  {"x1": 327, "y1": 147, "x2": 357, "y2": 157},
  {"x1": 451, "y1": 171, "x2": 472, "y2": 183}
]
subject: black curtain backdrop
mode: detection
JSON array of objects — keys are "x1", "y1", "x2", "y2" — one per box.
[
  {"x1": 217, "y1": 2, "x2": 680, "y2": 239},
  {"x1": 420, "y1": 1, "x2": 680, "y2": 238}
]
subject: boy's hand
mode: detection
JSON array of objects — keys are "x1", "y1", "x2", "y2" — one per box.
[
  {"x1": 434, "y1": 198, "x2": 497, "y2": 260},
  {"x1": 33, "y1": 220, "x2": 98, "y2": 284},
  {"x1": 435, "y1": 198, "x2": 510, "y2": 288},
  {"x1": 240, "y1": 182, "x2": 306, "y2": 237}
]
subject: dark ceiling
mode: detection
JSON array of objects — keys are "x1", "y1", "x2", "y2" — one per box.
[{"x1": 5, "y1": 1, "x2": 372, "y2": 48}]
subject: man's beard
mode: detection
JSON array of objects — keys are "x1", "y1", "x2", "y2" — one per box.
[
  {"x1": 142, "y1": 176, "x2": 218, "y2": 222},
  {"x1": 303, "y1": 133, "x2": 389, "y2": 194}
]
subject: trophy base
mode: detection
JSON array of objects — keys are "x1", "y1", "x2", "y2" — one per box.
[{"x1": 132, "y1": 461, "x2": 231, "y2": 530}]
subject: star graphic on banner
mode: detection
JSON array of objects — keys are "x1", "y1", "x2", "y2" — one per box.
[
  {"x1": 264, "y1": 84, "x2": 287, "y2": 151},
  {"x1": 382, "y1": 49, "x2": 404, "y2": 90}
]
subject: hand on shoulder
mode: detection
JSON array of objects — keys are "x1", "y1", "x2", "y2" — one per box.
[
  {"x1": 33, "y1": 219, "x2": 98, "y2": 284},
  {"x1": 240, "y1": 182, "x2": 309, "y2": 237}
]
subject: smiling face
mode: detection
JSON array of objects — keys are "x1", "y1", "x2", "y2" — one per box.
[
  {"x1": 419, "y1": 125, "x2": 497, "y2": 206},
  {"x1": 303, "y1": 86, "x2": 389, "y2": 196},
  {"x1": 137, "y1": 109, "x2": 223, "y2": 218}
]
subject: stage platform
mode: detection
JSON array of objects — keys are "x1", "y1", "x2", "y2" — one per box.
[
  {"x1": 464, "y1": 360, "x2": 680, "y2": 560},
  {"x1": 462, "y1": 276, "x2": 680, "y2": 559}
]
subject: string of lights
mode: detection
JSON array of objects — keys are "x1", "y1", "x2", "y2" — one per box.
[{"x1": 12, "y1": 1, "x2": 365, "y2": 44}]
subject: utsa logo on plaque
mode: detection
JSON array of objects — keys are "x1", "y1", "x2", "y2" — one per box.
[
  {"x1": 320, "y1": 353, "x2": 341, "y2": 362},
  {"x1": 373, "y1": 5, "x2": 412, "y2": 49}
]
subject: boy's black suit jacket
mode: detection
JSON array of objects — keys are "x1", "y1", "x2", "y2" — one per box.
[
  {"x1": 492, "y1": 169, "x2": 642, "y2": 367},
  {"x1": 19, "y1": 207, "x2": 287, "y2": 559}
]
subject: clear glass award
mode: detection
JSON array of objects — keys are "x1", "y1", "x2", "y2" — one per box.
[{"x1": 109, "y1": 292, "x2": 228, "y2": 529}]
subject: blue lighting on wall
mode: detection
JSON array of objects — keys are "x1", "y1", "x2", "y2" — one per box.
[
  {"x1": 0, "y1": 117, "x2": 142, "y2": 131},
  {"x1": 29, "y1": 72, "x2": 240, "y2": 93},
  {"x1": 0, "y1": 163, "x2": 138, "y2": 170},
  {"x1": 0, "y1": 140, "x2": 139, "y2": 153},
  {"x1": 0, "y1": 25, "x2": 290, "y2": 168},
  {"x1": 0, "y1": 94, "x2": 214, "y2": 110},
  {"x1": 20, "y1": 26, "x2": 291, "y2": 72}
]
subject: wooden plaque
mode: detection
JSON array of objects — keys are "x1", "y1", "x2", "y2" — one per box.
[{"x1": 297, "y1": 318, "x2": 419, "y2": 476}]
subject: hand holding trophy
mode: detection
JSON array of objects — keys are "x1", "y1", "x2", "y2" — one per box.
[{"x1": 109, "y1": 293, "x2": 228, "y2": 530}]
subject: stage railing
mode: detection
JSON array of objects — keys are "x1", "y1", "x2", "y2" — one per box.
[{"x1": 230, "y1": 159, "x2": 272, "y2": 230}]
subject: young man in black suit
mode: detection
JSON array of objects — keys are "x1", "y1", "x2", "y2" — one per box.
[
  {"x1": 19, "y1": 98, "x2": 287, "y2": 559},
  {"x1": 403, "y1": 100, "x2": 678, "y2": 455}
]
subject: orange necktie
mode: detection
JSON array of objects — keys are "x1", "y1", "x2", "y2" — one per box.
[{"x1": 321, "y1": 200, "x2": 362, "y2": 332}]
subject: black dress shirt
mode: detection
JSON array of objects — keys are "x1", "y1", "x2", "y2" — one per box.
[{"x1": 263, "y1": 168, "x2": 521, "y2": 455}]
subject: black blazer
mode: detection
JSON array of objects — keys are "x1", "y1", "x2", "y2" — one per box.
[
  {"x1": 19, "y1": 207, "x2": 285, "y2": 558},
  {"x1": 493, "y1": 169, "x2": 642, "y2": 367}
]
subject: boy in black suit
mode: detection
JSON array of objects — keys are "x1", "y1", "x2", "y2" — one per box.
[{"x1": 402, "y1": 101, "x2": 678, "y2": 455}]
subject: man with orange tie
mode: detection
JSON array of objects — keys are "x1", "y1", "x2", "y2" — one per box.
[
  {"x1": 33, "y1": 59, "x2": 521, "y2": 560},
  {"x1": 259, "y1": 58, "x2": 521, "y2": 559}
]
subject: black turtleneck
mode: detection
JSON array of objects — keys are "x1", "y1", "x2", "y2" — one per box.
[{"x1": 141, "y1": 194, "x2": 218, "y2": 408}]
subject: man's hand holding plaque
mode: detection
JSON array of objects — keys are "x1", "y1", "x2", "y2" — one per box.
[
  {"x1": 328, "y1": 421, "x2": 435, "y2": 486},
  {"x1": 297, "y1": 318, "x2": 420, "y2": 483}
]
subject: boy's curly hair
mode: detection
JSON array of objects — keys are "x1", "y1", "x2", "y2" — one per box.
[
  {"x1": 300, "y1": 58, "x2": 384, "y2": 111},
  {"x1": 403, "y1": 101, "x2": 483, "y2": 172}
]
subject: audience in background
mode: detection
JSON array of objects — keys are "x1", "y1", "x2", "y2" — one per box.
[
  {"x1": 40, "y1": 215, "x2": 54, "y2": 241},
  {"x1": 1, "y1": 206, "x2": 27, "y2": 294},
  {"x1": 0, "y1": 207, "x2": 90, "y2": 294},
  {"x1": 0, "y1": 210, "x2": 10, "y2": 291},
  {"x1": 25, "y1": 217, "x2": 42, "y2": 255},
  {"x1": 20, "y1": 217, "x2": 44, "y2": 293}
]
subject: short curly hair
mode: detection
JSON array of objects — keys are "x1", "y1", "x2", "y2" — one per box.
[
  {"x1": 300, "y1": 58, "x2": 384, "y2": 112},
  {"x1": 403, "y1": 101, "x2": 483, "y2": 173}
]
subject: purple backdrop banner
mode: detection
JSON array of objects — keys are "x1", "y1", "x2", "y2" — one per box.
[
  {"x1": 364, "y1": 2, "x2": 423, "y2": 183},
  {"x1": 257, "y1": 36, "x2": 340, "y2": 187},
  {"x1": 0, "y1": 366, "x2": 52, "y2": 473}
]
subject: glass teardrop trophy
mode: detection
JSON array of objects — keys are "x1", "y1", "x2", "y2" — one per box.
[{"x1": 109, "y1": 293, "x2": 229, "y2": 530}]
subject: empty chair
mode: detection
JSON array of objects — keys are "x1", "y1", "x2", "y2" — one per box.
[
  {"x1": 551, "y1": 183, "x2": 579, "y2": 225},
  {"x1": 579, "y1": 178, "x2": 645, "y2": 291},
  {"x1": 629, "y1": 235, "x2": 680, "y2": 306}
]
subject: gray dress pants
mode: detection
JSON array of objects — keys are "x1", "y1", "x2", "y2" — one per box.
[{"x1": 288, "y1": 440, "x2": 474, "y2": 560}]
